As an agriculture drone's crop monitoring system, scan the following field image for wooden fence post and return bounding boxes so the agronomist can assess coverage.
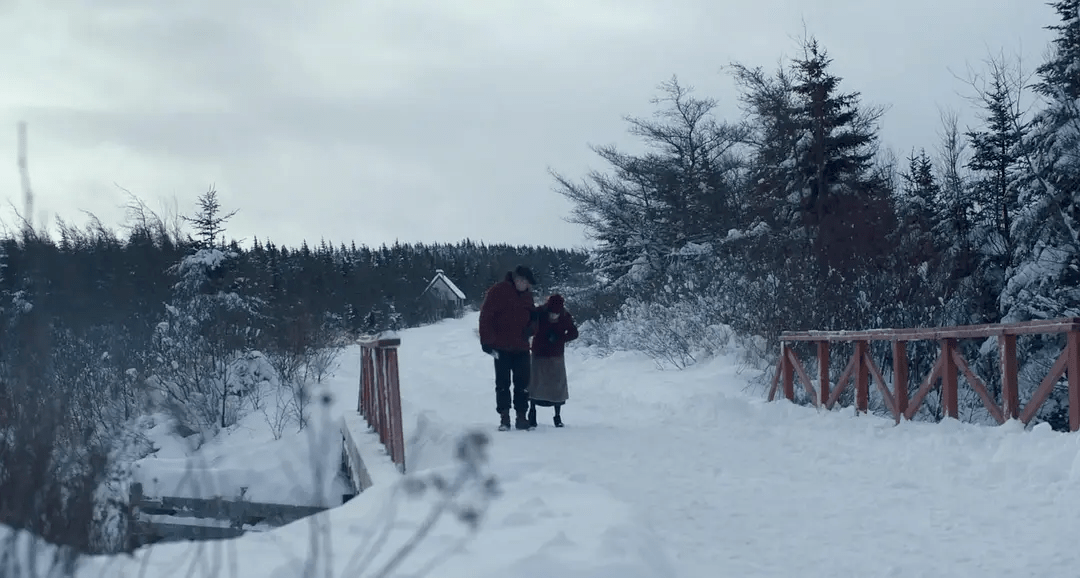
[130,482,143,507]
[1068,330,1080,432]
[941,338,958,419]
[855,341,869,413]
[357,337,406,473]
[892,340,908,421]
[1000,334,1019,420]
[385,345,405,473]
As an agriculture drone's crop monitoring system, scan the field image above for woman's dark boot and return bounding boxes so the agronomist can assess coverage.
[527,403,537,428]
[553,404,563,428]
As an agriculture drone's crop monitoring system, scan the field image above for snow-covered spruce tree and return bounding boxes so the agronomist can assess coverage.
[726,37,897,340]
[151,247,262,436]
[894,149,942,272]
[931,110,983,326]
[1002,0,1080,323]
[999,0,1080,429]
[965,59,1029,267]
[180,186,237,250]
[552,76,748,301]
[150,191,261,437]
[935,55,1033,338]
[789,39,895,280]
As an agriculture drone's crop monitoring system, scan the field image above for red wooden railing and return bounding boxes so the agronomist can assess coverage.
[769,317,1080,430]
[358,336,406,473]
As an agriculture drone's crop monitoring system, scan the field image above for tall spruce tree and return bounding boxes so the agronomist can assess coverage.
[181,187,237,249]
[895,148,942,267]
[725,37,896,336]
[994,0,1080,429]
[789,38,895,276]
[964,62,1027,264]
[1001,0,1080,324]
[552,77,746,297]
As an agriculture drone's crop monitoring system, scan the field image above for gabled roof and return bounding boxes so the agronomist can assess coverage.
[421,269,466,300]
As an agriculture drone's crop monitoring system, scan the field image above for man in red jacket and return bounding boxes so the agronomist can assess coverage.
[478,265,538,431]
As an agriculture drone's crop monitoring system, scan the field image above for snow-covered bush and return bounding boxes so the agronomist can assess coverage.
[577,294,749,370]
[262,311,349,433]
[570,244,774,371]
[149,248,262,439]
[0,286,114,562]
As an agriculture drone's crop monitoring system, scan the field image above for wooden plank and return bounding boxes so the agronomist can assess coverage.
[855,341,869,413]
[133,521,246,543]
[359,337,402,349]
[766,356,782,402]
[951,349,1005,424]
[132,496,326,525]
[386,347,406,473]
[1000,335,1019,420]
[785,347,819,406]
[781,343,794,401]
[904,354,944,420]
[781,317,1080,342]
[825,354,857,410]
[786,319,1071,341]
[941,339,959,419]
[1019,348,1070,424]
[862,351,898,420]
[340,416,375,491]
[1069,331,1080,432]
[892,341,909,419]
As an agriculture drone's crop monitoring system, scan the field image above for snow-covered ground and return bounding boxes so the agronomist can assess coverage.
[9,311,1080,577]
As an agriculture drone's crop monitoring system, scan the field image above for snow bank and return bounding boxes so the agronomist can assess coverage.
[8,406,667,576]
[72,452,672,577]
[130,407,346,507]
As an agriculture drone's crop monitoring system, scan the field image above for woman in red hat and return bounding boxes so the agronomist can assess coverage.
[527,294,579,427]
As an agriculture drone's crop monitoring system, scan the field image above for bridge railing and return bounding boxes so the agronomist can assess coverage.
[358,335,405,473]
[769,317,1080,430]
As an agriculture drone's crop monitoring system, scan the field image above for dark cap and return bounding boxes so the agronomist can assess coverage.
[513,265,536,285]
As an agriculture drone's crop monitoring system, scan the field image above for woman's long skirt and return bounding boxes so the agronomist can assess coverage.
[529,354,568,405]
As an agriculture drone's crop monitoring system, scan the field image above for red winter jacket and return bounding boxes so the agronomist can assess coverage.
[478,274,536,352]
[531,309,578,358]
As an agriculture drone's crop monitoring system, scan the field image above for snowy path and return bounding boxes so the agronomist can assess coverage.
[391,314,1080,577]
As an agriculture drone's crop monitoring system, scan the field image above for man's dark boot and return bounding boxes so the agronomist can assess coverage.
[515,410,533,430]
[498,411,511,431]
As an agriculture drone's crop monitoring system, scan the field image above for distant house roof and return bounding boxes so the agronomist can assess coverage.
[421,269,466,301]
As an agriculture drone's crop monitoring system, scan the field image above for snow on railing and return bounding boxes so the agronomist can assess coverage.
[770,317,1080,430]
[357,335,406,473]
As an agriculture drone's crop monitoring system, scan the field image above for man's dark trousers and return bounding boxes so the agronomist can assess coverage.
[494,350,530,414]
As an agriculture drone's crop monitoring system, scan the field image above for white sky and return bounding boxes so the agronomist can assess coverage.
[0,0,1053,250]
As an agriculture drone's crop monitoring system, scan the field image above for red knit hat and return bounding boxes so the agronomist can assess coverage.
[546,294,565,313]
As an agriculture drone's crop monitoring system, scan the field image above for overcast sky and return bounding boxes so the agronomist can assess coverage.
[0,0,1053,251]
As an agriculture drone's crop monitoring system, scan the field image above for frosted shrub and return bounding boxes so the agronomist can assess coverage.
[149,249,261,437]
[581,295,740,370]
